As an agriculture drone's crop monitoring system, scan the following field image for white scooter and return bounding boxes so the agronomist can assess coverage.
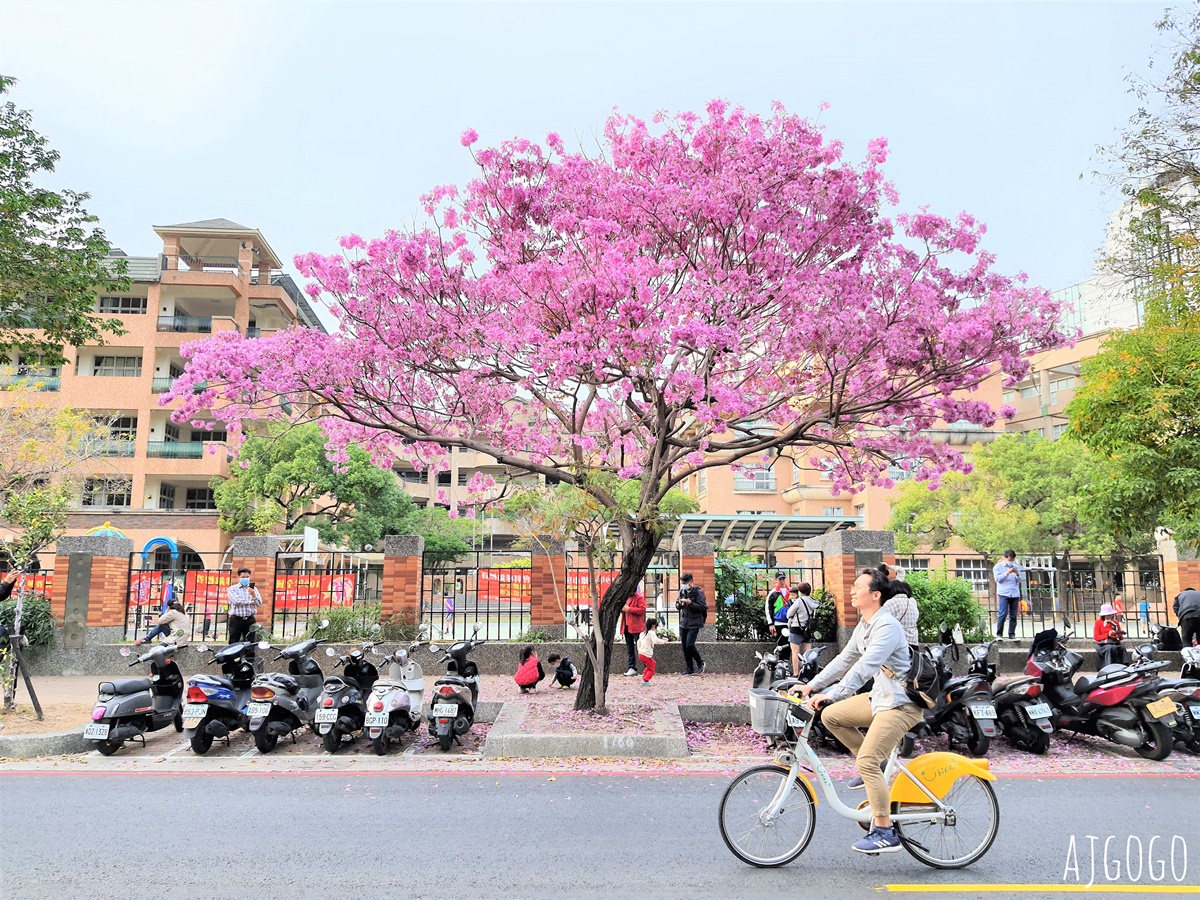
[366,638,428,755]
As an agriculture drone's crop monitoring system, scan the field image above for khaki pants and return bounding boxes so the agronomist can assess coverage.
[822,693,925,818]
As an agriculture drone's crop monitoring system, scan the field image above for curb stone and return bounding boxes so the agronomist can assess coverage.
[484,701,690,759]
[0,728,88,759]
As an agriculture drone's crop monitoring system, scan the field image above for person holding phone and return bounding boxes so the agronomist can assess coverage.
[226,567,262,644]
[992,550,1022,641]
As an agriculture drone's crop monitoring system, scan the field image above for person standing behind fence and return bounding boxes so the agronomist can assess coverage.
[676,572,707,675]
[226,568,262,645]
[620,581,647,677]
[992,551,1022,641]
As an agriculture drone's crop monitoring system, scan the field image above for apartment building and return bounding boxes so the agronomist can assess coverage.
[0,219,324,564]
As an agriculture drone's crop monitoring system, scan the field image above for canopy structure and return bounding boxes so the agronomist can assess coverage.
[669,514,860,552]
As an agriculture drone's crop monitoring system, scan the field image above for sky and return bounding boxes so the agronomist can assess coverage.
[0,0,1172,321]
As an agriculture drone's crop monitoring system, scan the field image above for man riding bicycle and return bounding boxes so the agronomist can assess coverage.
[793,568,923,855]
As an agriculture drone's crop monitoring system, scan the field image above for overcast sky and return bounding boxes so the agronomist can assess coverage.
[0,1,1170,315]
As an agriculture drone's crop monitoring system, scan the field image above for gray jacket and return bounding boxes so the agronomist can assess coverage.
[806,609,915,714]
[1176,589,1200,620]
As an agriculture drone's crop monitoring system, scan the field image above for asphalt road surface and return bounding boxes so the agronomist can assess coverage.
[1,773,1198,899]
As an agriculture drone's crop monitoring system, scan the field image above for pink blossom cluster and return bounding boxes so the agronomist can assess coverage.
[165,100,1069,499]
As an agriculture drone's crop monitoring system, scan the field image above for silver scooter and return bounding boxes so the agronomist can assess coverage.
[366,636,429,755]
[247,619,330,753]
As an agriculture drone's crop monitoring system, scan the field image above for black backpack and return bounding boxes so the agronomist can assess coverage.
[889,647,940,710]
[1156,626,1183,651]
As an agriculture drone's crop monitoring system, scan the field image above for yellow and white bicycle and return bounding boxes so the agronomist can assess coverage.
[718,690,1000,869]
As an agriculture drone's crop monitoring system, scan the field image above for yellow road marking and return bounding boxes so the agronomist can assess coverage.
[885,886,1200,894]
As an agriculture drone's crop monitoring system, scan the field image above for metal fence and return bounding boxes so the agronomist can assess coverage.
[421,550,532,642]
[271,549,384,640]
[124,553,230,642]
[893,552,1169,641]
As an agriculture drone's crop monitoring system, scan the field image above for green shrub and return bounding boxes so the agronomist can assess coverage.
[807,588,839,643]
[715,552,771,641]
[304,603,383,642]
[0,593,56,649]
[512,628,550,643]
[907,570,988,643]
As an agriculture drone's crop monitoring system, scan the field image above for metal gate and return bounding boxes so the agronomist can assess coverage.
[272,547,384,641]
[124,552,229,642]
[421,550,531,642]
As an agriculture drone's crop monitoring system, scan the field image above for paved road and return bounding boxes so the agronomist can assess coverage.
[1,772,1197,899]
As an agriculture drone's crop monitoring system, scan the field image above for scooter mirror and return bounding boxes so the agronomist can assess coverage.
[372,623,382,633]
[428,644,441,653]
[472,621,482,634]
[195,644,209,654]
[119,647,131,657]
[418,624,430,635]
[325,647,336,657]
[318,619,330,630]
[257,640,271,651]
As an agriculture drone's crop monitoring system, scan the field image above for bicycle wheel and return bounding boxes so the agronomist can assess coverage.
[895,774,999,869]
[718,765,816,868]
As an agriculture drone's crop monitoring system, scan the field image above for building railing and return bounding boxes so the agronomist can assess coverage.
[157,315,213,333]
[161,254,242,274]
[246,327,261,339]
[0,374,60,391]
[733,476,777,491]
[146,441,206,459]
[151,376,176,394]
[91,439,137,457]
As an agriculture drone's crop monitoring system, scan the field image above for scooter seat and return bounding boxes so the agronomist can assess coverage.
[1073,676,1098,694]
[435,675,470,687]
[99,677,153,695]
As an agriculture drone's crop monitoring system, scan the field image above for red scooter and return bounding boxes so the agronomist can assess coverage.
[1028,626,1176,761]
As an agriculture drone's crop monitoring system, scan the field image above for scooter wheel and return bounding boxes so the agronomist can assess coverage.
[323,729,341,753]
[1135,719,1173,761]
[1026,729,1051,755]
[173,711,183,733]
[94,739,121,756]
[966,719,991,756]
[372,734,389,756]
[190,729,214,755]
[438,732,453,752]
[254,729,278,754]
[897,733,916,758]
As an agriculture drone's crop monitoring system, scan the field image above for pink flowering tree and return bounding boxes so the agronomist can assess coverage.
[167,101,1067,711]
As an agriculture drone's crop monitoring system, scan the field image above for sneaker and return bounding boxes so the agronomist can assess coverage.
[640,679,652,685]
[699,663,707,674]
[852,826,903,854]
[682,671,694,676]
[624,668,637,677]
[847,759,888,790]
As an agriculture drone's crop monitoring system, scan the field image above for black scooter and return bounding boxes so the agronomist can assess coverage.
[85,643,185,755]
[900,640,997,757]
[760,645,848,753]
[427,625,484,751]
[184,640,261,754]
[316,639,380,753]
[1129,642,1200,755]
[248,619,329,753]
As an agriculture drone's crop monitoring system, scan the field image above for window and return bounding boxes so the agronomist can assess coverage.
[397,470,426,484]
[169,363,184,379]
[1002,390,1016,404]
[108,416,137,441]
[185,488,217,510]
[98,296,147,314]
[192,427,227,443]
[1019,385,1040,399]
[854,504,865,517]
[734,465,776,492]
[163,423,181,442]
[92,355,142,377]
[698,471,707,496]
[158,484,176,510]
[1049,376,1076,405]
[16,355,60,377]
[954,558,992,593]
[822,506,844,516]
[1052,423,1069,440]
[82,477,132,508]
[895,557,930,573]
[457,471,471,486]
[436,471,452,486]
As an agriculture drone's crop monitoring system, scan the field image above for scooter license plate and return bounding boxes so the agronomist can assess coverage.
[1190,705,1200,720]
[183,704,208,720]
[365,712,389,727]
[83,723,110,740]
[1025,703,1053,719]
[1147,697,1177,719]
[314,709,337,724]
[432,703,458,717]
[968,703,997,720]
[247,703,272,717]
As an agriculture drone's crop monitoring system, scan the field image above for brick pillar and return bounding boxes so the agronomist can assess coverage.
[680,535,717,639]
[803,530,896,644]
[228,536,284,629]
[530,538,567,628]
[50,535,134,628]
[381,535,424,625]
[1159,535,1200,624]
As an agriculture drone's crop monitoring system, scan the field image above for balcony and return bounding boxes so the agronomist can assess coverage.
[733,476,777,492]
[161,254,242,275]
[0,374,60,391]
[246,327,261,339]
[152,378,208,395]
[157,315,213,333]
[146,441,206,459]
[91,439,137,458]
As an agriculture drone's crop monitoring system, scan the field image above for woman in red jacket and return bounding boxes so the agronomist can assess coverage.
[1094,602,1127,669]
[514,645,546,693]
[619,582,647,677]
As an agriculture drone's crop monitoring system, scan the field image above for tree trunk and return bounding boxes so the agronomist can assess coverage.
[574,524,660,711]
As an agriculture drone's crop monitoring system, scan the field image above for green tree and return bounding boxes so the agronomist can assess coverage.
[888,433,1140,557]
[396,505,475,565]
[0,76,127,363]
[212,423,415,548]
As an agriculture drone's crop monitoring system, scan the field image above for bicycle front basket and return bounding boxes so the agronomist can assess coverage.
[748,688,791,737]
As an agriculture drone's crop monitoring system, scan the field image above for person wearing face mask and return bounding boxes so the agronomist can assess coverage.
[226,567,263,644]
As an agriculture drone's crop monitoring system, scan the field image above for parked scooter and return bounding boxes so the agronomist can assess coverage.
[1030,623,1177,760]
[427,624,484,751]
[184,639,262,754]
[1129,642,1200,755]
[247,619,330,753]
[750,643,794,690]
[900,640,998,757]
[756,645,847,752]
[315,638,381,752]
[366,636,429,755]
[1184,645,1200,681]
[992,651,1057,756]
[84,643,186,755]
